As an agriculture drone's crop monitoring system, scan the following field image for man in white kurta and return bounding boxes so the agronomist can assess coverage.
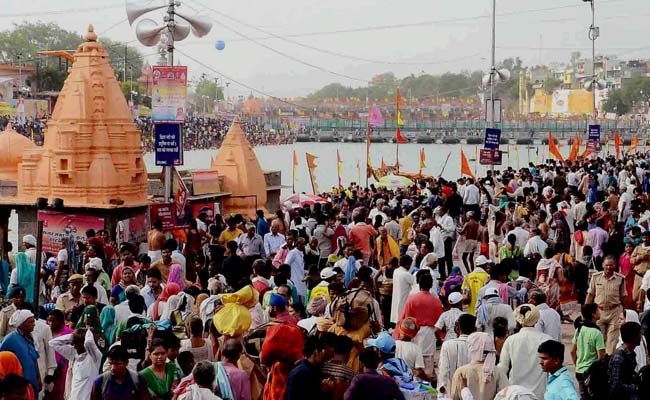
[390,256,415,324]
[498,305,552,400]
[437,313,475,395]
[33,317,57,389]
[49,328,102,400]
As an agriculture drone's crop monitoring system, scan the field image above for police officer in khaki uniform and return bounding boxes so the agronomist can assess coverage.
[0,287,25,340]
[55,274,83,321]
[630,230,650,303]
[586,254,626,354]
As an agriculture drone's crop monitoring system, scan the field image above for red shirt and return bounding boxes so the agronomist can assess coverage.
[349,223,377,256]
[400,290,443,327]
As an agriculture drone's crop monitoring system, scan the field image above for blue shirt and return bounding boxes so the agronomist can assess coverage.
[544,366,579,400]
[0,331,39,394]
[257,218,270,238]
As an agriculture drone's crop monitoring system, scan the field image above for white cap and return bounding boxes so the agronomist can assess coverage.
[448,292,463,305]
[475,255,491,266]
[22,234,36,247]
[320,267,337,280]
[483,287,499,298]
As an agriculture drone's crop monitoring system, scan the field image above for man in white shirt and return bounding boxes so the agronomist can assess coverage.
[462,178,481,213]
[32,314,57,390]
[285,237,307,299]
[437,313,475,396]
[390,255,415,324]
[524,228,548,257]
[384,211,402,242]
[434,205,456,280]
[572,192,588,223]
[502,220,530,249]
[49,328,102,400]
[368,199,387,226]
[263,221,285,259]
[528,289,561,342]
[618,186,632,222]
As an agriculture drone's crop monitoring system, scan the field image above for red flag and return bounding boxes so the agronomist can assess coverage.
[568,133,580,162]
[460,149,476,180]
[396,127,408,143]
[381,157,387,170]
[614,131,622,159]
[548,132,564,163]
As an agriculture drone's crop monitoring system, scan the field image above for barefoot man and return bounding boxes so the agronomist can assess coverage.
[147,220,166,263]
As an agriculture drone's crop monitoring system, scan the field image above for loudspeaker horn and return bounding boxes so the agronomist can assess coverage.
[169,21,191,41]
[175,12,213,37]
[135,18,165,47]
[126,1,167,25]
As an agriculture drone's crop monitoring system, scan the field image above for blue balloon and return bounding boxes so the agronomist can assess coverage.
[215,40,225,51]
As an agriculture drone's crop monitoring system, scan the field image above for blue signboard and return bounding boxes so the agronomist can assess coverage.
[484,128,501,150]
[154,123,183,166]
[588,124,601,151]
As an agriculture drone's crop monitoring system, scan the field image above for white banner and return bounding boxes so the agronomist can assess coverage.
[551,89,570,114]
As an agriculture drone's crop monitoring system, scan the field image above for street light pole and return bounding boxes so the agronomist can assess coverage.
[586,0,599,120]
[489,0,496,131]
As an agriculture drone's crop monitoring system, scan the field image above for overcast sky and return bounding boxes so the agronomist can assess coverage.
[1,0,648,97]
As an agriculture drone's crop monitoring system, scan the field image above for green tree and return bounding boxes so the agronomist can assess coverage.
[603,88,630,116]
[191,77,224,113]
[121,81,144,105]
[623,76,650,109]
[542,78,563,94]
[35,64,68,92]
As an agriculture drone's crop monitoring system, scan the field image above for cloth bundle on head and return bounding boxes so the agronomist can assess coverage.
[468,331,497,383]
[307,296,327,316]
[514,304,540,327]
[9,309,33,328]
[494,385,539,400]
[199,295,222,323]
[398,317,419,339]
[22,235,36,247]
[85,257,104,272]
[213,285,256,336]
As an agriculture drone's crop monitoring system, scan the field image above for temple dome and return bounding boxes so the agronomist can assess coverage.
[0,124,35,180]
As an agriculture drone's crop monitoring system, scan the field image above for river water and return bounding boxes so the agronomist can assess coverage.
[143,142,550,195]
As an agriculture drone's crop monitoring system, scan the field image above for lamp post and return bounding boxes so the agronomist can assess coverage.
[483,0,509,171]
[583,0,604,121]
[129,65,134,105]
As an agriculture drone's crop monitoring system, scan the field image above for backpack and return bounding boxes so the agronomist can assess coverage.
[99,370,140,396]
[584,354,611,399]
[331,288,374,331]
[121,316,148,360]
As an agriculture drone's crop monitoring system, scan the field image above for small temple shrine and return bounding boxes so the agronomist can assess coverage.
[0,25,280,252]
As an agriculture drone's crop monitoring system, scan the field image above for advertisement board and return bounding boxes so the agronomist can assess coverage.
[479,149,503,166]
[116,212,148,247]
[37,210,105,253]
[484,128,501,150]
[151,66,187,122]
[587,124,601,152]
[149,203,177,231]
[154,123,183,166]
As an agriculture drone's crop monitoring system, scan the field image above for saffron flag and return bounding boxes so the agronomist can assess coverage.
[381,157,387,171]
[568,133,581,162]
[627,136,639,154]
[336,149,343,188]
[396,88,404,126]
[305,153,319,194]
[548,132,564,163]
[369,104,384,127]
[614,131,621,159]
[419,148,426,169]
[460,149,476,181]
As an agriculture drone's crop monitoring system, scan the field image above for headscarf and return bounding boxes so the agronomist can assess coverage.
[623,309,641,324]
[14,252,35,304]
[195,293,209,316]
[100,306,117,345]
[153,282,181,320]
[0,351,23,378]
[162,295,181,321]
[119,266,136,286]
[476,295,503,327]
[467,332,497,383]
[398,317,419,339]
[307,296,327,316]
[514,304,540,327]
[269,293,287,308]
[76,305,104,333]
[9,309,33,328]
[444,266,464,295]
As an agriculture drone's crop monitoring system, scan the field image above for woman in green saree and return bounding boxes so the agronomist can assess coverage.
[141,338,180,400]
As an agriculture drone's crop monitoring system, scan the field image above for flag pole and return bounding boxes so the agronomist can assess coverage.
[292,150,296,194]
[366,120,370,188]
[438,151,452,178]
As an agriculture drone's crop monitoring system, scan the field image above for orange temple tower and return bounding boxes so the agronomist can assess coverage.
[16,25,148,207]
[210,117,267,217]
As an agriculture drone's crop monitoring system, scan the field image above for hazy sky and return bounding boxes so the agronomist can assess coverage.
[1,0,648,97]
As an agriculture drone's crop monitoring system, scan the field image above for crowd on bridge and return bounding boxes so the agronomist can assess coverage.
[2,147,650,400]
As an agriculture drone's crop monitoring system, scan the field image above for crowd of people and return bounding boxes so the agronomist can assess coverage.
[2,151,650,400]
[0,115,46,144]
[135,117,298,152]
